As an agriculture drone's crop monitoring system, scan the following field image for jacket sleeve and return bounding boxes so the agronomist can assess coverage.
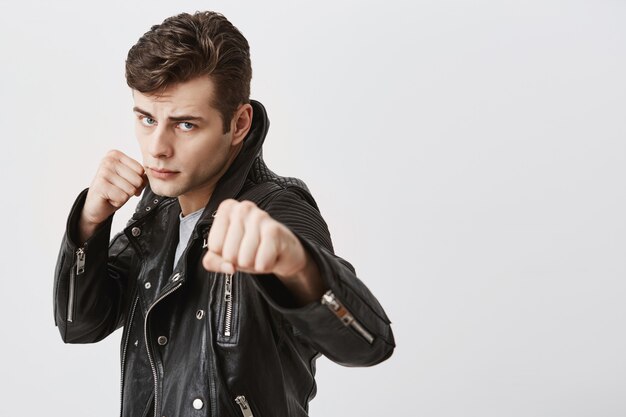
[249,186,395,367]
[53,187,137,344]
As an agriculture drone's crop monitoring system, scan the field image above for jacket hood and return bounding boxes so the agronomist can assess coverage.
[130,99,270,223]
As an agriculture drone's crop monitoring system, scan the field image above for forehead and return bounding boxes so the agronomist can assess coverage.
[132,76,218,114]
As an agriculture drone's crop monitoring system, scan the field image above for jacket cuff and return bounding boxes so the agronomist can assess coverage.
[249,230,395,360]
[64,187,114,251]
[54,187,115,332]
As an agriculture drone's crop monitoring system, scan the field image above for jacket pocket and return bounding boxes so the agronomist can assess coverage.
[216,271,240,345]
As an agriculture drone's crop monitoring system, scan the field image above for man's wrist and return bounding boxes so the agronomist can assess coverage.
[275,248,328,306]
[77,214,103,246]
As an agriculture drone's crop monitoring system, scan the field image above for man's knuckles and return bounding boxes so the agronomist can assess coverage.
[260,219,282,240]
[216,199,265,219]
[106,149,123,159]
[215,198,238,215]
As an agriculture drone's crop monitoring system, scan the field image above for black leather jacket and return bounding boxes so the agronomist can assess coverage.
[53,100,395,417]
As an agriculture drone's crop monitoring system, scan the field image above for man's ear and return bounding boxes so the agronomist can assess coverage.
[230,103,253,146]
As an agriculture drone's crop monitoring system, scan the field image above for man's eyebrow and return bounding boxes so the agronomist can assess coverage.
[168,115,205,122]
[132,106,205,122]
[133,106,154,118]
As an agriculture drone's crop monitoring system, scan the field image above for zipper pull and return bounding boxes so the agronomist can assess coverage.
[321,290,375,344]
[224,273,233,302]
[202,231,208,249]
[321,290,351,324]
[235,395,254,417]
[76,247,86,275]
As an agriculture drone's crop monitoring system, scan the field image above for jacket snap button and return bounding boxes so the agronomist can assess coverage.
[145,206,151,211]
[192,398,203,410]
[211,210,217,217]
[131,227,141,237]
[144,282,151,289]
[196,310,205,320]
[153,198,159,204]
[157,336,168,346]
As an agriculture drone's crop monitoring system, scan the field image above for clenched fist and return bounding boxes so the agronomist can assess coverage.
[202,199,327,304]
[78,150,147,244]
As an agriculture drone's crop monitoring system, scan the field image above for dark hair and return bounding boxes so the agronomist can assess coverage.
[125,11,252,133]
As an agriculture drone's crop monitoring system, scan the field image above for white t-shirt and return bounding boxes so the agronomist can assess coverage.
[173,207,204,269]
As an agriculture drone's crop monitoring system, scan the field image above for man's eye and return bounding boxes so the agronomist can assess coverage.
[178,122,195,132]
[140,116,156,127]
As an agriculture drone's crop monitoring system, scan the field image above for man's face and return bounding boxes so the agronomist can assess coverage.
[132,76,239,202]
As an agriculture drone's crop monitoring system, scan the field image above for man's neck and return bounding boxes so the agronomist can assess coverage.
[177,142,245,216]
[178,184,215,217]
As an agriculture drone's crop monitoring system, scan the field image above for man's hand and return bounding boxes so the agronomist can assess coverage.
[202,199,327,305]
[78,150,147,244]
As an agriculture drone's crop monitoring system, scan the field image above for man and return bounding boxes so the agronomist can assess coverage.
[53,10,395,417]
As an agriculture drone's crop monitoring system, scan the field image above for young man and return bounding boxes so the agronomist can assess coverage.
[53,11,395,417]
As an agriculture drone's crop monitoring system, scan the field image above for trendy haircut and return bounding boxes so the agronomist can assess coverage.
[125,11,252,134]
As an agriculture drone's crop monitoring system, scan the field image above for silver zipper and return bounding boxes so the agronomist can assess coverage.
[223,273,233,337]
[235,395,254,417]
[119,296,139,417]
[144,279,183,417]
[321,290,375,344]
[67,246,86,323]
[67,268,75,323]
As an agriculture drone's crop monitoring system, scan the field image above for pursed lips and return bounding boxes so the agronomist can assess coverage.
[149,167,180,174]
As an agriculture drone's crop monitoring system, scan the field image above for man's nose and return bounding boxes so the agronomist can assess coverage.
[148,125,174,159]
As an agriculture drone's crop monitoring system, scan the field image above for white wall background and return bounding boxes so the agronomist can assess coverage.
[1,0,624,416]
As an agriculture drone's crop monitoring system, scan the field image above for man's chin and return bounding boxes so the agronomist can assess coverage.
[148,181,181,198]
